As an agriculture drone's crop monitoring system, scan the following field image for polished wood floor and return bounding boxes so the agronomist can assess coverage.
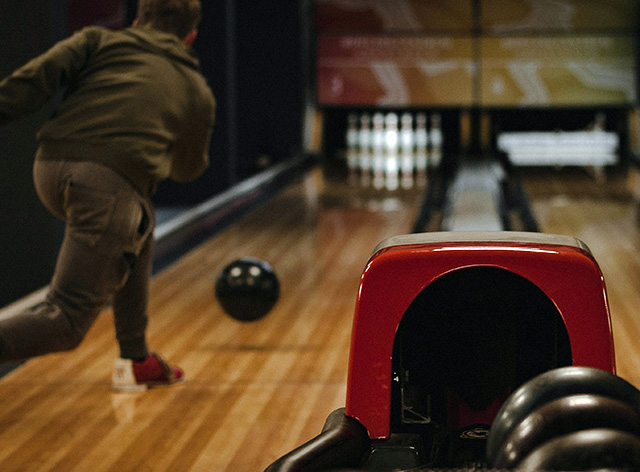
[522,167,640,388]
[0,166,639,471]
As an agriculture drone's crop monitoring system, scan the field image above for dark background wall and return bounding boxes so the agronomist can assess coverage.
[0,0,310,306]
[152,0,309,205]
[0,1,67,307]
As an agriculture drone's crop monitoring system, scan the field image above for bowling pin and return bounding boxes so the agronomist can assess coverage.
[384,112,399,153]
[400,112,415,154]
[371,112,385,151]
[346,113,359,184]
[358,113,372,186]
[400,113,415,189]
[415,113,429,185]
[430,113,443,168]
[346,113,359,149]
[384,113,400,191]
[371,113,386,189]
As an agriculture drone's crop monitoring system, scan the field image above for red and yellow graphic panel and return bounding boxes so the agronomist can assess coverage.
[317,35,475,106]
[315,0,638,107]
[480,36,637,106]
[481,0,638,33]
[315,0,474,34]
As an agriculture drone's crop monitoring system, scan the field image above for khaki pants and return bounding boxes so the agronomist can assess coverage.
[0,158,154,361]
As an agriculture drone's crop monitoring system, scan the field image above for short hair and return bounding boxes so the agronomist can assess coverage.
[137,0,201,39]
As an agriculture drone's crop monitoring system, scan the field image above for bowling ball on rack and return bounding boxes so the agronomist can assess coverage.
[518,428,640,471]
[215,257,280,322]
[492,394,640,469]
[486,366,640,464]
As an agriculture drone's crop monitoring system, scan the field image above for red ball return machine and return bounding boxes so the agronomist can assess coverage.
[266,231,621,471]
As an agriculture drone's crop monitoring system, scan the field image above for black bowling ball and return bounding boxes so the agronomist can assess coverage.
[518,428,640,471]
[215,258,280,322]
[487,366,640,464]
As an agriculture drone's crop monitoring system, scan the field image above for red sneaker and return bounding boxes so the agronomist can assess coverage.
[112,352,184,392]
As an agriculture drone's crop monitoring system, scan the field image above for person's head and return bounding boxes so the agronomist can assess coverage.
[136,0,201,42]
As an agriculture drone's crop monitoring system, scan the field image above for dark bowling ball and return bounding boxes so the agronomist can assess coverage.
[215,258,280,322]
[493,394,640,469]
[518,428,640,471]
[486,366,640,464]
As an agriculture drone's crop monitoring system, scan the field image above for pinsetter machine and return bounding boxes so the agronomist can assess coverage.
[266,232,640,471]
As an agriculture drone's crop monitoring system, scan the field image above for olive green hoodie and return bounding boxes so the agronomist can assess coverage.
[0,26,215,196]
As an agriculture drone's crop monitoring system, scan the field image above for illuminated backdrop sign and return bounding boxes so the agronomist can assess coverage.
[315,0,638,107]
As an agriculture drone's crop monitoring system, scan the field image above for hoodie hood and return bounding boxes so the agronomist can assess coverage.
[122,26,201,71]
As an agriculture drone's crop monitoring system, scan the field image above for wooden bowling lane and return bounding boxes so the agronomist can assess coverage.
[0,169,422,472]
[3,164,640,472]
[522,167,640,389]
